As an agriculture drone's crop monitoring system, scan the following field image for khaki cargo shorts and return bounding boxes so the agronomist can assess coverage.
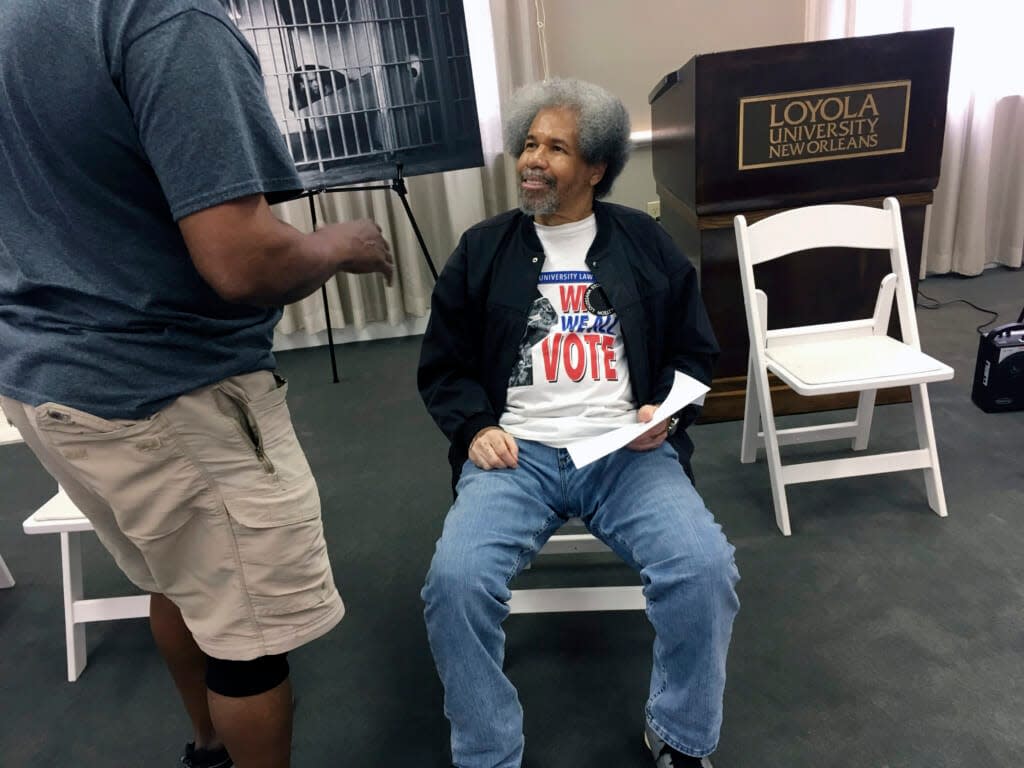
[1,371,344,660]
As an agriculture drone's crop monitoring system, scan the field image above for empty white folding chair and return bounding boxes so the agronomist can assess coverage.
[734,197,953,535]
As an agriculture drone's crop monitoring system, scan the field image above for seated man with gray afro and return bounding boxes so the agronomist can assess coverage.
[417,77,740,768]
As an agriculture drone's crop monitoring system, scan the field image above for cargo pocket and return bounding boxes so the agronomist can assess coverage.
[227,511,334,619]
[214,381,280,477]
[34,403,212,542]
[217,376,330,617]
[212,373,321,529]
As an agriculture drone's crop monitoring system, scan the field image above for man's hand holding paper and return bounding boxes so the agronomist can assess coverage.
[567,371,710,468]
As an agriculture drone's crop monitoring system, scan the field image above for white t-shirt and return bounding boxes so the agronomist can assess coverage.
[500,215,637,447]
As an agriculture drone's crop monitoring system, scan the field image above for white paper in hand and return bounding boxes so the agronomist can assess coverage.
[566,371,709,469]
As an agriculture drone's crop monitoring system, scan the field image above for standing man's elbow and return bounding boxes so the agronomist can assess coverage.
[187,245,270,306]
[211,273,267,306]
[178,195,293,307]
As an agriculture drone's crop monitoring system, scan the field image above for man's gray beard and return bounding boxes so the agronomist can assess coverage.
[518,185,559,216]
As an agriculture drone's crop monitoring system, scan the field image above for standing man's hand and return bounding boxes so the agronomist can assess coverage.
[626,404,670,451]
[318,218,394,286]
[469,427,519,470]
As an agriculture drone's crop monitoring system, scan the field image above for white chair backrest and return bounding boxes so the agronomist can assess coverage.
[734,197,920,350]
[739,203,896,265]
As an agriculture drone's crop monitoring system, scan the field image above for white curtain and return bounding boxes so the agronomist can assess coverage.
[274,0,542,338]
[806,0,1024,276]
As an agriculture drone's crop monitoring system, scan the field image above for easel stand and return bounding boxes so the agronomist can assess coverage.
[304,163,438,383]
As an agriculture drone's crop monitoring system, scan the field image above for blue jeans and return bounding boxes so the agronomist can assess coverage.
[422,439,740,767]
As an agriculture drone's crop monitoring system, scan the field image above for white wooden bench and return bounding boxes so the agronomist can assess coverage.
[22,488,150,681]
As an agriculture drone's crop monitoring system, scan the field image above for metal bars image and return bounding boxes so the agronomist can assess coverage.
[222,0,483,188]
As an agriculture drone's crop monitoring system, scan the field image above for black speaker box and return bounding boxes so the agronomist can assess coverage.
[972,314,1024,413]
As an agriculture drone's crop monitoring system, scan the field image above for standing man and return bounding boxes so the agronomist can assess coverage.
[418,78,739,768]
[0,2,393,767]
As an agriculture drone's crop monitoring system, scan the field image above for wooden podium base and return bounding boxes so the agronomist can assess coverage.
[697,374,911,424]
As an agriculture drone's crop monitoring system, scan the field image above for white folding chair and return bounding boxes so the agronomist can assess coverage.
[506,406,706,614]
[508,520,645,614]
[23,489,150,681]
[734,197,954,536]
[2,409,148,677]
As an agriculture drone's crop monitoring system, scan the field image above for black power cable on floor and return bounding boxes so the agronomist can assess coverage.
[916,289,1002,334]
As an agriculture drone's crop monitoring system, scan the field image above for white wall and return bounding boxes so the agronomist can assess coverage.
[539,0,807,210]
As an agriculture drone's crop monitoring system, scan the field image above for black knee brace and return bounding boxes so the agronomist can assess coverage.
[205,653,289,698]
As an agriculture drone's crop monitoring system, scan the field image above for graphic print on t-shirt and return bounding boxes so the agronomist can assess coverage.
[508,270,621,388]
[500,214,635,447]
[508,296,557,387]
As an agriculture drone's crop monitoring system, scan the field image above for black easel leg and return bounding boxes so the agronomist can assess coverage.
[393,186,439,281]
[390,164,439,281]
[309,193,340,383]
[320,284,339,383]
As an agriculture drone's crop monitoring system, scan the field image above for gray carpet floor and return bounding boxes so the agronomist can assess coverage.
[0,265,1021,767]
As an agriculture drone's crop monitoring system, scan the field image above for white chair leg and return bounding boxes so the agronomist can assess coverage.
[740,353,761,464]
[910,383,947,518]
[851,389,877,451]
[0,555,13,588]
[754,370,791,536]
[61,531,88,681]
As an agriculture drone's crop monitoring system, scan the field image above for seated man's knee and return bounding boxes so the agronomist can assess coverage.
[663,522,738,590]
[423,543,503,609]
[205,653,289,698]
[709,538,739,586]
[694,530,740,602]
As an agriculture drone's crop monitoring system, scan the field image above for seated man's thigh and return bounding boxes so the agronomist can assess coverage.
[429,457,563,591]
[582,443,733,571]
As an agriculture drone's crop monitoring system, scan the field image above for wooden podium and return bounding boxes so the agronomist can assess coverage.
[650,28,954,422]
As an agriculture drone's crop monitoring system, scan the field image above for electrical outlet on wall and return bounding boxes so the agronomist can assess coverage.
[646,200,661,219]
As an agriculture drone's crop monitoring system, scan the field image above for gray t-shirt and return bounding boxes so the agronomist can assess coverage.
[0,0,304,419]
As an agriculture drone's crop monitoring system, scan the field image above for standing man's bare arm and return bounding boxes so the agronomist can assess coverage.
[179,194,393,307]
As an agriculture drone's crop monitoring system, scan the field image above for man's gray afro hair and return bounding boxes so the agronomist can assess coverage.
[503,77,631,199]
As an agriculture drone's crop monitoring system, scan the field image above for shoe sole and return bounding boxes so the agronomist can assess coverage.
[643,728,713,768]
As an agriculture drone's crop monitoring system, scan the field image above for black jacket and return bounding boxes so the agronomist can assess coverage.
[418,200,719,487]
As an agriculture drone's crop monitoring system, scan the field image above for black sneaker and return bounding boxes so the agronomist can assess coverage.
[180,742,233,768]
[644,722,713,768]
